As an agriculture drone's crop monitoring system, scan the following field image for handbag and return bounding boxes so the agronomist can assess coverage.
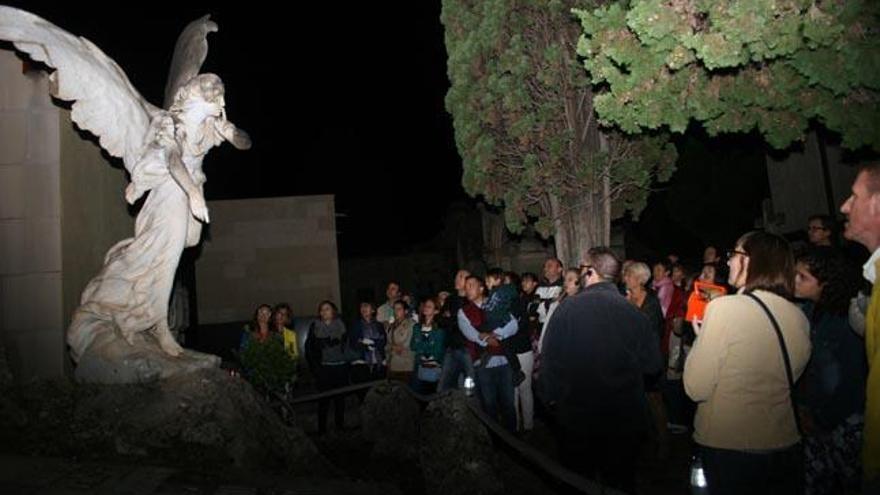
[417,364,442,383]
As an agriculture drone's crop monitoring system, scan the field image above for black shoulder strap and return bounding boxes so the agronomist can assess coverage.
[745,292,802,435]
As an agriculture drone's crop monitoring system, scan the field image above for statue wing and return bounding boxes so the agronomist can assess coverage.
[163,15,218,109]
[0,6,159,172]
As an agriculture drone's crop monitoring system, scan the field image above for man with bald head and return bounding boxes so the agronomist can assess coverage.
[840,163,880,489]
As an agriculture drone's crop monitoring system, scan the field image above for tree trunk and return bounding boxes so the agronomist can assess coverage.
[549,190,610,269]
[548,126,614,269]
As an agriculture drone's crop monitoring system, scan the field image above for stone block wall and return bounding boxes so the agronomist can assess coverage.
[0,49,134,381]
[0,51,64,380]
[196,195,341,323]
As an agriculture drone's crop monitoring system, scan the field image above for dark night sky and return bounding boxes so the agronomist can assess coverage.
[5,1,797,263]
[6,1,466,257]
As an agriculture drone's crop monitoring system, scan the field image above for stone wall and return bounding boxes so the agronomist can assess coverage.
[59,113,134,338]
[195,195,341,323]
[0,51,64,380]
[0,49,135,381]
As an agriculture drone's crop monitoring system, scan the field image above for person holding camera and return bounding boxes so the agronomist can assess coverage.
[684,231,811,495]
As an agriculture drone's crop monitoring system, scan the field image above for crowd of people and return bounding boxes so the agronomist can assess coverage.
[236,165,880,495]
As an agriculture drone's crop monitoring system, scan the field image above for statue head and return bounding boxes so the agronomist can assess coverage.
[194,73,224,104]
[170,73,225,117]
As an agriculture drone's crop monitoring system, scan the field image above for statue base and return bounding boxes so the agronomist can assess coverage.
[74,330,220,384]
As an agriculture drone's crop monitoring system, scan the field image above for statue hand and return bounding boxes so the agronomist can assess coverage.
[232,128,251,150]
[189,193,210,223]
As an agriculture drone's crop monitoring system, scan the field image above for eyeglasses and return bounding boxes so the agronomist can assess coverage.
[579,264,594,277]
[807,226,829,232]
[726,249,748,260]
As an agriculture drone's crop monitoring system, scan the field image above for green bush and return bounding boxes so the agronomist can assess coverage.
[239,334,298,396]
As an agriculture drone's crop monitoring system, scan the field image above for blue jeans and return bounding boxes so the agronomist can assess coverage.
[438,348,475,392]
[475,363,516,432]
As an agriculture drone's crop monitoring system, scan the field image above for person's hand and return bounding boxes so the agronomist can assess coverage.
[478,332,491,342]
[486,336,500,348]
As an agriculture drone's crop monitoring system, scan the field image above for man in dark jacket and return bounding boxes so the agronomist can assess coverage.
[539,247,662,494]
[438,269,475,391]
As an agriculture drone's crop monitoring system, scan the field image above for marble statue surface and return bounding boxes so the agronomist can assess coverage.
[0,7,251,382]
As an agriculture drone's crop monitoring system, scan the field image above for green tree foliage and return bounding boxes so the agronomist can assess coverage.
[575,0,880,151]
[442,0,677,263]
[239,335,297,397]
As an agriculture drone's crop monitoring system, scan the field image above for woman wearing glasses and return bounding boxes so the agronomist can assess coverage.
[684,231,812,495]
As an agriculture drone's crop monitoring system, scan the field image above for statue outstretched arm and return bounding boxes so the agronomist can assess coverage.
[167,148,209,223]
[217,119,252,150]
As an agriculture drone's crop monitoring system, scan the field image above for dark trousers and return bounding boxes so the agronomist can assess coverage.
[475,363,516,432]
[316,363,349,433]
[699,443,804,495]
[557,430,640,494]
[663,378,694,426]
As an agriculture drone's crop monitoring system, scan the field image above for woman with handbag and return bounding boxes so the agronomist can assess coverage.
[684,231,812,495]
[411,297,446,394]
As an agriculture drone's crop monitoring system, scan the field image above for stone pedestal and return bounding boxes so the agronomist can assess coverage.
[74,330,219,384]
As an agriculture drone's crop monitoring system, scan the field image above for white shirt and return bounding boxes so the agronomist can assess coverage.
[863,247,880,283]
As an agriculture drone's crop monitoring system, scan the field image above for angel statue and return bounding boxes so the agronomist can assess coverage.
[0,7,251,382]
